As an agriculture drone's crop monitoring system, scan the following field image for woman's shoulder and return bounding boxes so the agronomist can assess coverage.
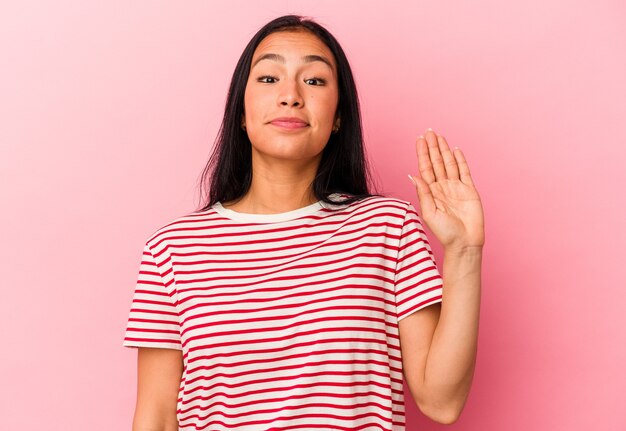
[329,193,416,223]
[350,193,414,212]
[142,207,218,249]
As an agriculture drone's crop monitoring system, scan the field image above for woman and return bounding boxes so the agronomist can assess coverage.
[123,14,484,430]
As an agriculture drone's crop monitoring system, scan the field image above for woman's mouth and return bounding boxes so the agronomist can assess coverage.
[270,121,309,130]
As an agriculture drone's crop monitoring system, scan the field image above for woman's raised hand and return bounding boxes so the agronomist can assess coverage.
[408,128,485,252]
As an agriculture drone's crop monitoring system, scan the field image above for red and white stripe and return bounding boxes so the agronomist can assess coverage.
[123,193,443,430]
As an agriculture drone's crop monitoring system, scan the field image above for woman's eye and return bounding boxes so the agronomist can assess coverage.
[257,75,277,83]
[305,77,326,86]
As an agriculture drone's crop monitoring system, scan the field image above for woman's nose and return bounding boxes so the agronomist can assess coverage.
[278,80,304,107]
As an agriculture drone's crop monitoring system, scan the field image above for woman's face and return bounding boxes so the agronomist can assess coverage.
[242,30,340,164]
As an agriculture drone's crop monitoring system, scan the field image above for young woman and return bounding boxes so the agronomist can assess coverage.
[123,14,484,431]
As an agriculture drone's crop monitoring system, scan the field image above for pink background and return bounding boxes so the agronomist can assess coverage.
[1,1,624,430]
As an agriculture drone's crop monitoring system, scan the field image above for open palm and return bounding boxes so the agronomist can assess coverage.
[408,129,485,251]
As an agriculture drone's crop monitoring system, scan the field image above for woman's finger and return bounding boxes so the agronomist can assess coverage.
[410,172,436,218]
[454,147,474,187]
[416,136,436,185]
[437,133,460,181]
[424,129,447,182]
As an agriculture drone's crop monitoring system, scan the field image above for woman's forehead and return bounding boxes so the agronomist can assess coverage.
[252,31,336,72]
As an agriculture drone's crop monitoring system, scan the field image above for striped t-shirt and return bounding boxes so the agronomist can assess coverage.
[123,192,444,430]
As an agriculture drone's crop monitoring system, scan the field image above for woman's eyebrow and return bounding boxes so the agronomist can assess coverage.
[251,53,334,71]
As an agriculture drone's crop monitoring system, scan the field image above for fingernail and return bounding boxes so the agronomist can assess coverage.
[407,174,417,187]
[427,127,433,132]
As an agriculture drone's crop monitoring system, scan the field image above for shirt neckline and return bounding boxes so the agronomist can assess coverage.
[212,193,344,223]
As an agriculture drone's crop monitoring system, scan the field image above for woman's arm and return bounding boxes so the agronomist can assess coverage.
[131,347,183,431]
[399,247,482,424]
[405,129,485,423]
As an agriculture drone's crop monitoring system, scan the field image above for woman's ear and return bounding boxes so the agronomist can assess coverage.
[332,117,341,133]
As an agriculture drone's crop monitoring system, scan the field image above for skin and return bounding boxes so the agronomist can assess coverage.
[132,347,182,430]
[223,30,341,213]
[401,129,485,423]
[131,31,485,427]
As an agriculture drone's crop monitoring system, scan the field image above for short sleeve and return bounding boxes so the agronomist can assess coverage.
[122,243,183,350]
[394,202,444,322]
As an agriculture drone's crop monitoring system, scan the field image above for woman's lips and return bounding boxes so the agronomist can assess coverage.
[270,121,309,130]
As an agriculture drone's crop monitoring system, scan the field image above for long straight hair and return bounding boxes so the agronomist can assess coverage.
[196,14,384,212]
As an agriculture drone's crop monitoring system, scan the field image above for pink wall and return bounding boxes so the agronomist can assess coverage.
[1,1,624,430]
